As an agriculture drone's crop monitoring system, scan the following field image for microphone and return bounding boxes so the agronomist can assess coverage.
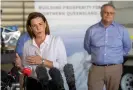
[64,64,76,90]
[49,67,65,90]
[22,66,32,90]
[9,64,20,82]
[1,70,16,89]
[1,70,9,83]
[22,67,32,77]
[35,65,49,89]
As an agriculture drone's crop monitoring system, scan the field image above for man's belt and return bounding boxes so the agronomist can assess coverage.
[93,63,116,66]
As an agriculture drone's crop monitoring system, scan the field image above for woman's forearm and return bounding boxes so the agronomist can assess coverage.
[19,66,24,72]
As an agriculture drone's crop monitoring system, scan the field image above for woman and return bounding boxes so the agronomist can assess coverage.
[15,12,67,90]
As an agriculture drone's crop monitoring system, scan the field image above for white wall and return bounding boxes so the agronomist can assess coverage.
[113,1,133,26]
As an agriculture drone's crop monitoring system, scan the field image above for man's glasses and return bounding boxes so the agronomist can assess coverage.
[103,12,115,15]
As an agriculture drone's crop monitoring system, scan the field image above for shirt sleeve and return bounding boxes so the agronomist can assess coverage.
[16,32,30,57]
[122,27,131,56]
[84,28,91,54]
[16,34,24,57]
[53,36,67,71]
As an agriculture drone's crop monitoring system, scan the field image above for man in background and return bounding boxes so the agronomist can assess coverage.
[84,3,131,90]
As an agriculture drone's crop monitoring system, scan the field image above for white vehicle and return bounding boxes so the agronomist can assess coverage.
[120,27,133,90]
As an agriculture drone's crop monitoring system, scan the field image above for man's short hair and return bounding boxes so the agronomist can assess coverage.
[101,3,115,11]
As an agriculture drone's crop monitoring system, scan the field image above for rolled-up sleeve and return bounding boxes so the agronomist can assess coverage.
[16,35,24,57]
[16,32,30,57]
[53,37,67,71]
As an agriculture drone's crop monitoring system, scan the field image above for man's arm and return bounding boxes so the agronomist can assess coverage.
[84,28,91,54]
[122,27,131,56]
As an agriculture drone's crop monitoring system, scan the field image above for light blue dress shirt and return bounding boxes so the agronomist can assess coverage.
[84,21,131,65]
[16,32,31,56]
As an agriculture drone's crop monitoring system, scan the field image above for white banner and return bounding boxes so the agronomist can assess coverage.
[34,2,108,56]
[34,2,108,90]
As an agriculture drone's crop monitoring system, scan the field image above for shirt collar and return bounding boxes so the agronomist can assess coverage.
[31,35,50,46]
[99,21,115,27]
[44,35,50,44]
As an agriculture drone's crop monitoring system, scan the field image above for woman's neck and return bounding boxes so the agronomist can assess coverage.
[35,35,46,48]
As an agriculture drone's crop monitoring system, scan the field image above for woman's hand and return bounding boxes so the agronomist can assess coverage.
[26,55,53,68]
[26,55,42,65]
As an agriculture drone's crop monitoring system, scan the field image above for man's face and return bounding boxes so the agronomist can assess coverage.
[101,6,115,24]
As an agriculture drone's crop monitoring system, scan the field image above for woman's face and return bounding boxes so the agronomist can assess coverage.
[30,17,46,38]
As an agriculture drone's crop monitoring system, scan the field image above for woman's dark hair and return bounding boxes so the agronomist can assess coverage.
[26,12,50,38]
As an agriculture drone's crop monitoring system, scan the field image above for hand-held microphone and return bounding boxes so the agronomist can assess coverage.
[64,64,76,90]
[22,67,32,77]
[22,66,32,90]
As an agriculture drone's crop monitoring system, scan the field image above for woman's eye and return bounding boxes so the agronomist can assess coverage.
[32,25,36,28]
